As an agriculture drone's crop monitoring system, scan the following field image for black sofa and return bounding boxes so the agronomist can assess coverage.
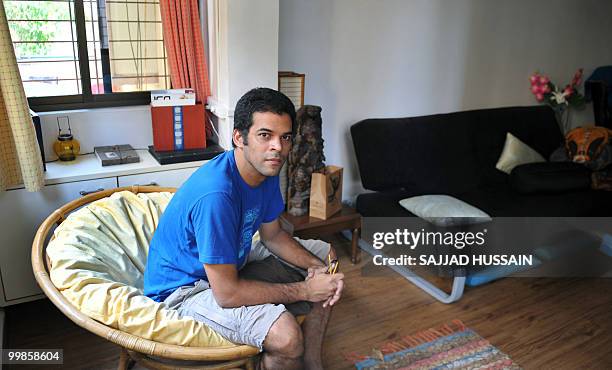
[351,105,612,217]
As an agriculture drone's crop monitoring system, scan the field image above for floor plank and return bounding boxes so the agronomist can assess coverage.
[4,235,612,369]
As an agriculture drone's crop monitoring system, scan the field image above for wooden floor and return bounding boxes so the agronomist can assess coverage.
[4,234,612,369]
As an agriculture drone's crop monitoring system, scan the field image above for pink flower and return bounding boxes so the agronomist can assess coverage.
[529,69,585,108]
[574,68,583,79]
[571,68,583,87]
[570,68,582,87]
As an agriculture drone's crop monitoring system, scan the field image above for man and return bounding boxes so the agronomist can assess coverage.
[144,87,345,370]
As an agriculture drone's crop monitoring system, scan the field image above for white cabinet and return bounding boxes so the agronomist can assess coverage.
[117,167,199,188]
[0,151,205,307]
[0,177,117,303]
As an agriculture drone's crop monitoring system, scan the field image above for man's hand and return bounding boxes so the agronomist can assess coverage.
[306,247,338,279]
[305,267,344,308]
[304,272,344,303]
[306,248,344,308]
[306,265,328,279]
[323,276,343,308]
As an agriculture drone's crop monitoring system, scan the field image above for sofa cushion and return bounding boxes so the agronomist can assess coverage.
[398,195,491,226]
[495,132,546,174]
[456,183,612,216]
[510,162,591,194]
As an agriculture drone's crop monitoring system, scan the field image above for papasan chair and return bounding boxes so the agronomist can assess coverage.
[32,186,285,370]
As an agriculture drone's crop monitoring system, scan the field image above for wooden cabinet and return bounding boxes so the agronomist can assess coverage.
[0,153,205,307]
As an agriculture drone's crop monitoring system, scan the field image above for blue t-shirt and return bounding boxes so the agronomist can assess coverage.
[144,150,284,302]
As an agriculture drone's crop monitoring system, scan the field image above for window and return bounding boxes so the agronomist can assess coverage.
[5,0,170,111]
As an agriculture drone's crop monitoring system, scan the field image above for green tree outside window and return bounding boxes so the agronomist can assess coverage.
[5,1,71,58]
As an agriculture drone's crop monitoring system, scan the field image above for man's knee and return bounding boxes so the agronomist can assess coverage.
[264,312,304,359]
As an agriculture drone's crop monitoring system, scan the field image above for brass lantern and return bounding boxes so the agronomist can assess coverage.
[53,116,80,161]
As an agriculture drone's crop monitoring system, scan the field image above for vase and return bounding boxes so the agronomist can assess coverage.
[553,105,571,135]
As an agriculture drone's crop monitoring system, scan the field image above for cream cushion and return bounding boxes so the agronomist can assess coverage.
[495,132,546,174]
[399,195,491,226]
[46,191,236,348]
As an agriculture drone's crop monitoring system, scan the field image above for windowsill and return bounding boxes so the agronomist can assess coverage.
[6,150,207,191]
[35,99,229,116]
[36,104,151,116]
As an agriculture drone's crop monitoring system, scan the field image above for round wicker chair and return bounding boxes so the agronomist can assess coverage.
[32,186,261,370]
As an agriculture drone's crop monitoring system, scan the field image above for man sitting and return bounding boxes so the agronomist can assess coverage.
[144,88,344,369]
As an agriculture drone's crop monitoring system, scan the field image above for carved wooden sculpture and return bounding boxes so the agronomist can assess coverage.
[287,105,325,216]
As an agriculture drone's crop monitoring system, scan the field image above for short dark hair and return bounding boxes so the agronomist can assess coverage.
[233,87,296,147]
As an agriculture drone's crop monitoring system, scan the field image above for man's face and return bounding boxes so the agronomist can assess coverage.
[238,111,293,178]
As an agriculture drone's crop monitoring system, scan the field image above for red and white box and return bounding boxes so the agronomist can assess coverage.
[150,89,196,107]
[151,103,206,151]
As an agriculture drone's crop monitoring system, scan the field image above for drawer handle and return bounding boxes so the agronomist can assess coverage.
[136,182,158,186]
[79,188,104,196]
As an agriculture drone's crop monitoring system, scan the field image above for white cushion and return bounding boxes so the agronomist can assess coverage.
[399,195,491,226]
[495,132,546,174]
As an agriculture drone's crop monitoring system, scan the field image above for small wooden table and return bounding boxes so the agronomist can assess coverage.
[279,205,362,264]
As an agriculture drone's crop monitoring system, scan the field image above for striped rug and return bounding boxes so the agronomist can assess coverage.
[347,320,521,370]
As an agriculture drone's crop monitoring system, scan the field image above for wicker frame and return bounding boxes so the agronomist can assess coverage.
[31,186,260,370]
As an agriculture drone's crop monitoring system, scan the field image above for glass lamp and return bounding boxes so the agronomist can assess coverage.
[53,116,80,161]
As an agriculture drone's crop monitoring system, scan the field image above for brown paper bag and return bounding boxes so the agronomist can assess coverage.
[309,165,343,219]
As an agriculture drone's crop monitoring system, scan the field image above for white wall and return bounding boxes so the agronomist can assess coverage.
[207,0,279,148]
[279,0,612,201]
[227,0,279,105]
[38,106,153,160]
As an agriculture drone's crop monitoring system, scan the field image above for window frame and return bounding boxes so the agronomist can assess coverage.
[10,0,156,112]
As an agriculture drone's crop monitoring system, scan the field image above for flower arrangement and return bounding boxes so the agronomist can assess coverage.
[529,69,585,134]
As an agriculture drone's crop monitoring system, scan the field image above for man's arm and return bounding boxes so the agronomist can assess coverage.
[204,263,344,308]
[258,219,330,270]
[258,220,345,308]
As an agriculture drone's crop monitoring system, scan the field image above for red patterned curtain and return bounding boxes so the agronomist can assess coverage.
[159,0,211,132]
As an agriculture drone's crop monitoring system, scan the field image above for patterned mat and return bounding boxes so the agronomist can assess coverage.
[347,320,522,370]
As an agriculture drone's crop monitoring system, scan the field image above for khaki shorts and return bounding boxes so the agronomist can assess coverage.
[163,238,331,350]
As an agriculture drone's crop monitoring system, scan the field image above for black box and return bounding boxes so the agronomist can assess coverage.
[30,109,46,171]
[148,143,225,165]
